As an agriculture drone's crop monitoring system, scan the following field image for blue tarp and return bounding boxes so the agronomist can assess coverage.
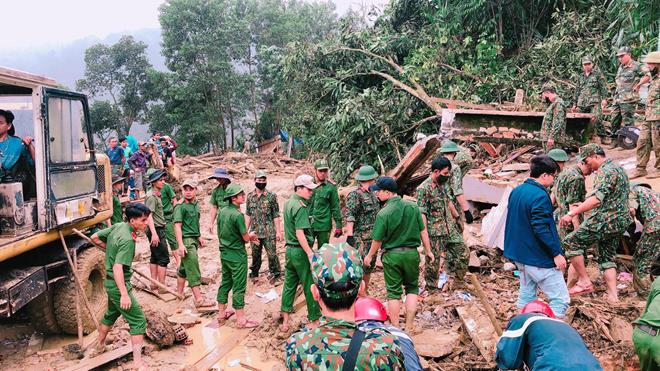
[279,129,303,145]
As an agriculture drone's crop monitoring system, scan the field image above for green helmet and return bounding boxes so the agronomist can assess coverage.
[355,165,378,181]
[224,184,244,199]
[439,140,459,153]
[547,148,569,162]
[311,242,363,300]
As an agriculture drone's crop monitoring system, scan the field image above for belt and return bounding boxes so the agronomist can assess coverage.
[385,246,417,253]
[286,244,302,249]
[636,324,659,336]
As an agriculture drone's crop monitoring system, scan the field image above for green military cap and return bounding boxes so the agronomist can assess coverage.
[439,140,460,153]
[617,46,631,56]
[314,159,330,170]
[255,170,268,179]
[540,83,556,94]
[112,174,126,185]
[547,148,569,162]
[578,143,605,160]
[354,165,378,181]
[311,242,363,299]
[224,184,244,199]
[581,56,593,64]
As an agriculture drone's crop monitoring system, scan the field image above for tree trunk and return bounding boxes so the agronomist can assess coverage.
[247,46,260,134]
[227,101,236,150]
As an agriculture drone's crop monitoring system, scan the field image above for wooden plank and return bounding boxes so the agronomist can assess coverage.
[193,328,250,371]
[456,304,498,366]
[62,344,133,371]
[388,135,440,193]
[478,142,498,157]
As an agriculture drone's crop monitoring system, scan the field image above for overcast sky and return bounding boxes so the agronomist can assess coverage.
[1,0,387,53]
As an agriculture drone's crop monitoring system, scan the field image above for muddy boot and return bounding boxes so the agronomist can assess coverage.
[630,168,648,179]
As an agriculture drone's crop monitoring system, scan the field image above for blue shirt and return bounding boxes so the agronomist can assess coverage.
[0,136,33,177]
[496,313,602,370]
[106,146,124,166]
[504,178,562,268]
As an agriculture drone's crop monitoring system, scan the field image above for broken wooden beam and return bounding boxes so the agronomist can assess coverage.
[456,304,498,366]
[388,135,440,194]
[62,344,133,371]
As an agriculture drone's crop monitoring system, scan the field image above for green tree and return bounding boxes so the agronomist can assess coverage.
[76,36,156,136]
[89,101,122,151]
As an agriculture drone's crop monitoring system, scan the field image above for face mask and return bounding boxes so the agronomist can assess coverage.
[255,182,267,190]
[436,175,450,184]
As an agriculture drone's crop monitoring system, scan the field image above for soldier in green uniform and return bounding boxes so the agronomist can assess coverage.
[634,51,660,179]
[345,165,380,288]
[310,159,342,248]
[560,144,632,302]
[540,84,567,152]
[632,277,660,371]
[245,170,282,282]
[417,157,468,291]
[364,176,434,332]
[159,171,179,263]
[280,175,322,332]
[110,174,125,225]
[208,168,232,235]
[629,183,660,296]
[217,184,260,327]
[285,242,404,370]
[440,140,475,226]
[612,46,650,145]
[572,56,610,143]
[91,203,151,370]
[174,180,214,308]
[144,169,170,291]
[550,149,592,289]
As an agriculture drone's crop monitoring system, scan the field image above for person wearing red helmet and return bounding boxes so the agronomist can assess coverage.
[496,300,601,370]
[355,297,423,371]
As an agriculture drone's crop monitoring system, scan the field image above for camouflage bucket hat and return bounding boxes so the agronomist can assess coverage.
[224,184,244,199]
[354,165,378,181]
[578,143,605,160]
[540,82,556,94]
[439,140,459,153]
[311,242,364,299]
[581,56,593,65]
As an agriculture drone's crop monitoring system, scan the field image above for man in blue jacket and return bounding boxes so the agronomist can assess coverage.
[504,155,570,317]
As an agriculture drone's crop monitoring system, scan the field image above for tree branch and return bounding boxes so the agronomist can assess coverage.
[438,63,482,82]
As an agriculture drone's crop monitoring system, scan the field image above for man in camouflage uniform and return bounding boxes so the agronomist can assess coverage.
[633,51,660,179]
[246,170,282,282]
[612,46,650,145]
[285,242,404,370]
[628,183,660,296]
[560,144,632,302]
[345,165,380,288]
[310,159,342,248]
[440,140,475,227]
[572,56,610,143]
[417,156,468,290]
[540,84,567,152]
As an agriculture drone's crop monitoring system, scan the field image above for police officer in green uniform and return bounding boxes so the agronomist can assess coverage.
[572,56,610,143]
[417,157,469,290]
[364,176,434,332]
[110,174,125,225]
[285,242,405,370]
[217,184,260,327]
[91,203,151,370]
[612,46,650,146]
[145,169,170,291]
[159,171,178,262]
[632,277,660,371]
[245,170,283,282]
[174,180,214,308]
[540,84,567,152]
[345,165,380,289]
[560,144,632,303]
[208,168,232,235]
[310,159,342,248]
[280,175,322,332]
[628,183,660,296]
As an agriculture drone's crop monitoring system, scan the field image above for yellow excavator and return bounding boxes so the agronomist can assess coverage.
[0,67,112,334]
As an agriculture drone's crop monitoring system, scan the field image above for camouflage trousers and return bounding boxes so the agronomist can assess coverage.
[563,226,622,270]
[636,120,660,170]
[611,101,637,133]
[250,238,281,278]
[632,230,660,296]
[354,238,376,274]
[424,235,468,288]
[577,105,608,137]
